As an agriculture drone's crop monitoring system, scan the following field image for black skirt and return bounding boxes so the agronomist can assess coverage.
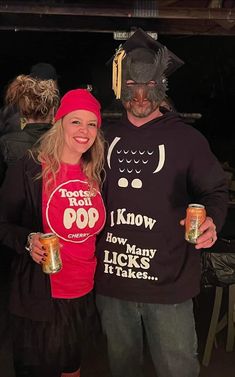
[11,291,99,375]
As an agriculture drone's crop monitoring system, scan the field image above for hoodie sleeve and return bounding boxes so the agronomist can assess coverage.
[187,132,228,232]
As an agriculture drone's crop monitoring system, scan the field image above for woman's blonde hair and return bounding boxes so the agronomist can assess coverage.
[5,74,60,122]
[35,119,105,192]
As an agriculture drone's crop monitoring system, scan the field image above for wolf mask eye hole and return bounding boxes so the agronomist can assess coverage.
[126,81,136,87]
[126,80,157,87]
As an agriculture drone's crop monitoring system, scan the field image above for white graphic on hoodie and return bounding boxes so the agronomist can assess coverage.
[107,137,165,189]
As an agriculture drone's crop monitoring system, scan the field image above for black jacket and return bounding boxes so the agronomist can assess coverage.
[0,104,20,137]
[0,155,52,321]
[0,122,51,167]
[0,104,20,185]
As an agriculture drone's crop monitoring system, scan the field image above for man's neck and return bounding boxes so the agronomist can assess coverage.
[127,107,163,127]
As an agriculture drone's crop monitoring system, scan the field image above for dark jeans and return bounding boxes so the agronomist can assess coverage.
[96,295,200,377]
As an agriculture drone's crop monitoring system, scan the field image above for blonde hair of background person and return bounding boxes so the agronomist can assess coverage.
[5,74,59,127]
[0,75,60,185]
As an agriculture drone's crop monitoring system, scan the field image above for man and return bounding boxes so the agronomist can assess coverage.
[95,29,228,377]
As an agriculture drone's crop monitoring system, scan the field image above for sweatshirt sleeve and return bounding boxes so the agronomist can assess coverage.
[187,132,228,232]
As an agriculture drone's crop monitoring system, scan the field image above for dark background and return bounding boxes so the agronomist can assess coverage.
[0,30,235,165]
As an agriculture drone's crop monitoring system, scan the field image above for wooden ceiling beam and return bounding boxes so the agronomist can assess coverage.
[0,2,234,36]
[0,14,234,36]
[0,4,234,21]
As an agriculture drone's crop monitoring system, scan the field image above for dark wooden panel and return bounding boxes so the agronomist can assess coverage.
[0,1,234,35]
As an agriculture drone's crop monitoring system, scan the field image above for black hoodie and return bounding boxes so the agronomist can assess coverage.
[95,111,228,304]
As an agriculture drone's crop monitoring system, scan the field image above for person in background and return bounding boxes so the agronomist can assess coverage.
[0,63,58,188]
[0,89,106,377]
[0,73,60,377]
[95,29,228,377]
[0,73,59,284]
[0,62,58,137]
[0,74,59,182]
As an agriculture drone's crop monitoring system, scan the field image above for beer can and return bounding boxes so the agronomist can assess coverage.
[39,233,62,274]
[185,204,206,244]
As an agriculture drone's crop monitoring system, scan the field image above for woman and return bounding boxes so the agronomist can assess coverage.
[0,89,106,377]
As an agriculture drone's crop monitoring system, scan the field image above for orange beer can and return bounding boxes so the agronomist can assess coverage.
[39,233,62,274]
[185,204,206,244]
